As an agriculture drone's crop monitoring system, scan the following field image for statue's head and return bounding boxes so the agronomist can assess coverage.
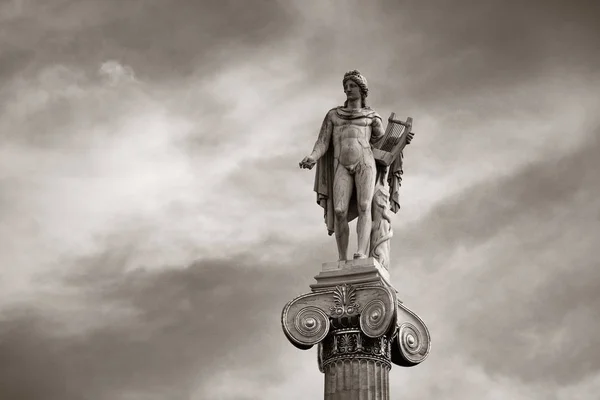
[343,70,369,107]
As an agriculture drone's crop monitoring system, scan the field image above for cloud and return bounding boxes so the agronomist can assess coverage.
[0,1,599,399]
[387,131,600,387]
[98,60,137,85]
[0,39,328,307]
[0,250,313,400]
[0,0,299,82]
[0,61,200,305]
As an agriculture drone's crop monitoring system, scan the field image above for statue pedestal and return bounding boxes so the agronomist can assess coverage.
[282,258,431,400]
[311,257,392,290]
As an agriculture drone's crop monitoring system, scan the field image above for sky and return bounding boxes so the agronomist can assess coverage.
[0,0,599,399]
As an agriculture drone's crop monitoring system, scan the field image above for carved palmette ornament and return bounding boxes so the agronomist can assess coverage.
[281,285,396,350]
[391,301,431,367]
[330,284,360,317]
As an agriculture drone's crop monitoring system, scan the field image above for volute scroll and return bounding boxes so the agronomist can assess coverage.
[391,301,431,367]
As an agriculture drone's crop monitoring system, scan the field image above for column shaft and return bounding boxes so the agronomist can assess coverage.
[324,358,390,400]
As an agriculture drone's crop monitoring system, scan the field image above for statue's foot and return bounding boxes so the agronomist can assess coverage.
[353,253,367,260]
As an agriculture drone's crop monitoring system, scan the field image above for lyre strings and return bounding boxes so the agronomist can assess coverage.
[379,122,405,152]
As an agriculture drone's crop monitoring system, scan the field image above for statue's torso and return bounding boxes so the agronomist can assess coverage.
[330,108,376,168]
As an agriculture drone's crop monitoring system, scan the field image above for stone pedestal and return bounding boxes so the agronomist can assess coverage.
[282,258,431,399]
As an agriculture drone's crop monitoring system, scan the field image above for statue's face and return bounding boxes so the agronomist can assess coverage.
[344,79,361,102]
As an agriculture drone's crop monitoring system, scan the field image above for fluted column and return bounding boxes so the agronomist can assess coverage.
[323,359,390,400]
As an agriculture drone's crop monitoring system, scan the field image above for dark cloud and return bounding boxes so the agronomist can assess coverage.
[0,44,33,89]
[292,0,599,111]
[0,246,315,400]
[379,0,600,104]
[0,0,297,82]
[0,64,144,145]
[393,130,600,269]
[389,131,600,385]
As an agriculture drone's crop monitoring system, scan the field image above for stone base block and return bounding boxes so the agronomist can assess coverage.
[310,257,392,291]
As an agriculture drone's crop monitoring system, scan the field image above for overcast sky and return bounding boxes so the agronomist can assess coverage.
[1,0,599,399]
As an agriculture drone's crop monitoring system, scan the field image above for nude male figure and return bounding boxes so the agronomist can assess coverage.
[300,70,385,261]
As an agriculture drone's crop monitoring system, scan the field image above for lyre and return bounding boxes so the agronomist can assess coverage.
[372,112,415,166]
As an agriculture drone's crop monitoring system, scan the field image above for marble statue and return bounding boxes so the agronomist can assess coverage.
[300,70,412,268]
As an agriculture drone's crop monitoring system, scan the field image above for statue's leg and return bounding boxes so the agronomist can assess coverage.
[355,156,376,258]
[333,165,353,261]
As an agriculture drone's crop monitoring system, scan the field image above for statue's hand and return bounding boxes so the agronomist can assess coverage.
[406,131,415,144]
[299,155,317,170]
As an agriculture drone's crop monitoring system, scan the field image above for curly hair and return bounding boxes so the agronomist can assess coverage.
[343,70,369,107]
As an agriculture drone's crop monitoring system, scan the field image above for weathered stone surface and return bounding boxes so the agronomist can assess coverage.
[282,272,396,351]
[312,257,392,290]
[369,181,393,270]
[299,70,413,263]
[323,358,390,400]
[391,301,432,367]
[282,258,430,398]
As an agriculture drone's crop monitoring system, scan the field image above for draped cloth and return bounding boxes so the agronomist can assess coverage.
[387,151,404,214]
[314,143,349,236]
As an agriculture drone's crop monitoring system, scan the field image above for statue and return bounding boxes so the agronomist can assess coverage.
[300,70,413,267]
